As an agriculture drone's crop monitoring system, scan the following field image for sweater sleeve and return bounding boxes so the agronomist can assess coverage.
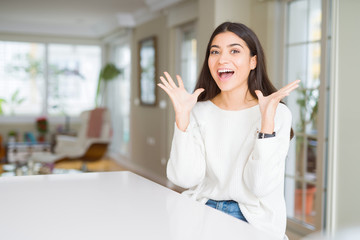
[243,104,292,198]
[166,113,206,189]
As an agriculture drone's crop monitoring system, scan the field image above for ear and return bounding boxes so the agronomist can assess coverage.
[250,55,257,70]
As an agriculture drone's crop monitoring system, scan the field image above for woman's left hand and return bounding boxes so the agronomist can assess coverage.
[255,80,300,134]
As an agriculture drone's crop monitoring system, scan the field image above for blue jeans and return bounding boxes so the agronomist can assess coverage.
[205,199,248,223]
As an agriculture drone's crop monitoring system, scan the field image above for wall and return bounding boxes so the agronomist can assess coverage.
[214,0,251,26]
[196,0,216,70]
[330,0,360,232]
[250,1,284,88]
[127,15,170,181]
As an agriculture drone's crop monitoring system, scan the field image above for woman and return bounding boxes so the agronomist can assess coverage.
[158,22,299,240]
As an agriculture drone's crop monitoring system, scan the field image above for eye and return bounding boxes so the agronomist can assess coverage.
[210,49,219,55]
[231,49,240,54]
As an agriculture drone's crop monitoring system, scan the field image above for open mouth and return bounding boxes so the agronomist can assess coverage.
[217,68,234,80]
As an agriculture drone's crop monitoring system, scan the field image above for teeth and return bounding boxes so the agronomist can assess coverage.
[218,69,234,73]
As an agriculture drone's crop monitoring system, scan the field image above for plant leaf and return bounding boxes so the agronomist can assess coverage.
[95,63,122,106]
[11,89,20,102]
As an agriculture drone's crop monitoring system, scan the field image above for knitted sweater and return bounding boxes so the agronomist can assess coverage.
[167,100,292,240]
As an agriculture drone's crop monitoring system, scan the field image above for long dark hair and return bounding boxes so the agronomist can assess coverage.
[195,22,294,139]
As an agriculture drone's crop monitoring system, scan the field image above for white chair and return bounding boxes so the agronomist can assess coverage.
[31,108,112,171]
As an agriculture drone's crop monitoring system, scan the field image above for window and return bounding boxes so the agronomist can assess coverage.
[284,0,331,234]
[106,42,131,157]
[0,41,45,116]
[48,44,100,116]
[0,40,101,117]
[176,23,197,93]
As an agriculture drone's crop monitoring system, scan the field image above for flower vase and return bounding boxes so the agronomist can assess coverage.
[37,134,46,143]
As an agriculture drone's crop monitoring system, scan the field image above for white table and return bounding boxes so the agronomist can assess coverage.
[0,171,276,240]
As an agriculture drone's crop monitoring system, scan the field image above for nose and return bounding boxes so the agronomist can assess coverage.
[218,52,230,64]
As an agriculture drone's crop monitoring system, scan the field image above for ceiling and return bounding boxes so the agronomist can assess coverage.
[0,0,184,38]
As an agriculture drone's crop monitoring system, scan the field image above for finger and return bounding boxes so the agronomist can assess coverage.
[267,89,288,102]
[164,72,178,89]
[160,76,173,90]
[281,82,300,95]
[158,84,177,106]
[176,75,184,89]
[276,84,299,100]
[286,83,300,93]
[268,92,287,103]
[255,90,264,99]
[157,83,174,98]
[276,92,290,101]
[193,88,205,98]
[281,80,301,92]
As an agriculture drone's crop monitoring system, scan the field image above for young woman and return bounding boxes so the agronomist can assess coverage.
[158,22,299,240]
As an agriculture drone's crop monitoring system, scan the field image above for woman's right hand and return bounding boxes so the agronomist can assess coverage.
[158,72,204,131]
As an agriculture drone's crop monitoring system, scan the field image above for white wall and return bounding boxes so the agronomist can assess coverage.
[214,0,251,26]
[330,0,360,232]
[129,15,170,180]
[196,0,216,70]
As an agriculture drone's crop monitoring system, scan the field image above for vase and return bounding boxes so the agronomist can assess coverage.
[37,134,46,143]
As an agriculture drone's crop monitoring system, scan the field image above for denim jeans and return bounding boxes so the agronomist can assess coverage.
[205,199,248,223]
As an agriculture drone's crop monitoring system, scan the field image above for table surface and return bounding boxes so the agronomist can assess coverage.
[0,171,276,240]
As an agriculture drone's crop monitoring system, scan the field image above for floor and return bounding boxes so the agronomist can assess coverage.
[0,156,185,193]
[54,157,128,172]
[0,157,128,175]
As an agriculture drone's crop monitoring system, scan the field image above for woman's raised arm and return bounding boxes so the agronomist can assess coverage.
[158,72,204,132]
[255,79,300,134]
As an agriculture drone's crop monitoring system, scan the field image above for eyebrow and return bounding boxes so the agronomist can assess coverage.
[210,43,244,49]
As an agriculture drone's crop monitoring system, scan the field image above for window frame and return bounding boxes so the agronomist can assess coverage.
[281,0,332,235]
[174,21,198,93]
[105,31,132,160]
[0,35,102,123]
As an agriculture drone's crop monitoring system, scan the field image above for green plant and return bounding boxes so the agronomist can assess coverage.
[295,82,319,180]
[9,89,26,115]
[0,98,6,115]
[7,53,83,116]
[0,90,26,116]
[47,65,85,116]
[296,82,319,133]
[95,63,122,106]
[8,130,19,142]
[36,117,48,134]
[7,53,44,78]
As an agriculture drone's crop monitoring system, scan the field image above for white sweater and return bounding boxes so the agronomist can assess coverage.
[167,100,292,240]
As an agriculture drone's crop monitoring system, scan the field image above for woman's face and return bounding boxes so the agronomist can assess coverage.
[208,31,256,93]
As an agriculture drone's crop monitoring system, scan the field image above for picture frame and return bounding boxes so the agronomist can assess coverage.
[138,36,157,106]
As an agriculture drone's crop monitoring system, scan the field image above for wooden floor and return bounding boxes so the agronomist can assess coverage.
[0,157,128,175]
[0,157,185,193]
[54,157,128,172]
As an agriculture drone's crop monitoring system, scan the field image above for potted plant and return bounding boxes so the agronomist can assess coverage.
[95,63,122,107]
[8,130,19,143]
[36,117,48,142]
[294,82,319,216]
